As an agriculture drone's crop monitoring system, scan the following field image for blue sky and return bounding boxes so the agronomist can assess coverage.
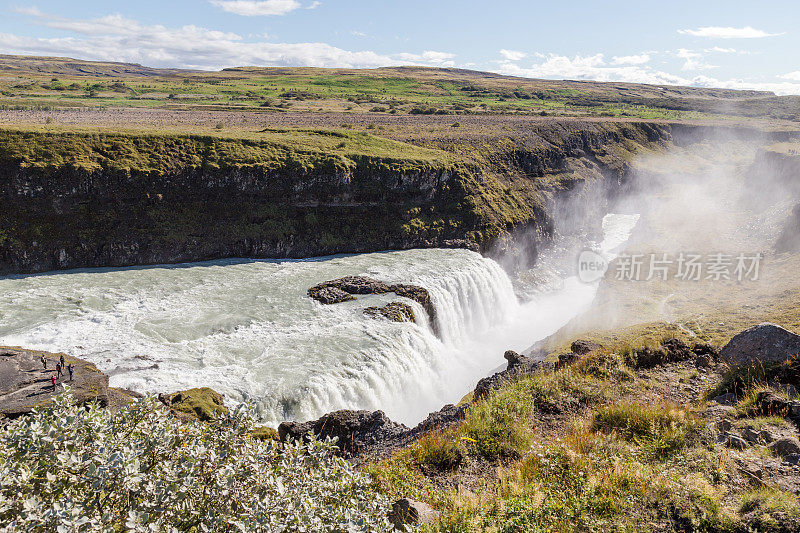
[1,0,799,94]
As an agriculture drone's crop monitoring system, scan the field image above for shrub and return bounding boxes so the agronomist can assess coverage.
[740,489,800,532]
[410,431,464,471]
[591,403,703,459]
[0,392,397,532]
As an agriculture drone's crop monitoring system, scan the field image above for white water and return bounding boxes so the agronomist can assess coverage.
[0,215,638,427]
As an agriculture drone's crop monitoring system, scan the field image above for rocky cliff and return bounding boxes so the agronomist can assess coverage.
[0,122,677,274]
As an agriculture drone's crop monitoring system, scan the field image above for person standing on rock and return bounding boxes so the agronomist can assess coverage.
[56,363,63,378]
[40,355,47,370]
[50,374,57,392]
[59,354,65,368]
[67,364,74,381]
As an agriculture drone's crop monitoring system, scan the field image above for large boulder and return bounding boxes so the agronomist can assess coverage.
[720,323,800,366]
[0,347,111,419]
[388,498,439,530]
[769,438,800,458]
[412,403,467,435]
[158,387,227,422]
[308,276,437,331]
[364,302,416,323]
[279,409,409,459]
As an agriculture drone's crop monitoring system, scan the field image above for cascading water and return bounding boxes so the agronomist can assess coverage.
[0,214,638,427]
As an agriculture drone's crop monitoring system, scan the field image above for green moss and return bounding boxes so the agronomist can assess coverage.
[164,387,227,422]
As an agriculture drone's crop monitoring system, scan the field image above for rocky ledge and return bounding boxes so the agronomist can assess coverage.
[0,347,139,419]
[308,276,437,332]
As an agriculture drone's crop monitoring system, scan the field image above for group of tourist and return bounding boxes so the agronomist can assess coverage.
[40,354,74,391]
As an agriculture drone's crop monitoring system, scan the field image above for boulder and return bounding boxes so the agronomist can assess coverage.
[769,438,800,458]
[158,387,227,422]
[713,392,738,406]
[742,427,768,445]
[571,340,602,355]
[719,433,748,450]
[754,390,791,417]
[720,323,800,366]
[0,347,111,418]
[555,352,581,370]
[412,403,467,435]
[504,350,523,369]
[785,453,800,466]
[388,498,439,530]
[308,276,437,331]
[364,302,416,323]
[308,286,355,305]
[278,409,409,459]
[791,401,800,418]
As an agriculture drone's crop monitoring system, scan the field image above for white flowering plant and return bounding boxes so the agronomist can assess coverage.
[0,391,400,532]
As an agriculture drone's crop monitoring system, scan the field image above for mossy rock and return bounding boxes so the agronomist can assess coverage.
[160,387,227,422]
[251,426,280,441]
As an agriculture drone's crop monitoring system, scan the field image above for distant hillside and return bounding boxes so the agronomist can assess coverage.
[0,54,798,123]
[0,55,194,77]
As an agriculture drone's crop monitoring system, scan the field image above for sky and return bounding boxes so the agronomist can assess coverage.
[0,0,799,94]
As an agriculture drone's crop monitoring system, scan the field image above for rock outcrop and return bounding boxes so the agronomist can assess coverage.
[0,347,135,418]
[364,302,416,323]
[308,276,437,331]
[388,498,439,530]
[278,410,410,460]
[720,323,800,366]
[158,387,228,422]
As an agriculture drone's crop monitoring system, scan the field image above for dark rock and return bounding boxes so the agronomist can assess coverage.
[769,438,800,458]
[504,350,523,369]
[716,419,733,432]
[388,498,439,529]
[474,353,548,400]
[692,343,719,368]
[754,390,791,417]
[759,429,775,444]
[413,403,467,435]
[555,352,581,370]
[364,302,416,323]
[785,453,800,466]
[0,347,111,418]
[308,286,355,305]
[278,409,409,459]
[720,323,800,366]
[571,339,602,355]
[742,427,764,444]
[308,276,437,331]
[719,433,748,450]
[775,204,800,253]
[791,401,800,418]
[713,393,738,406]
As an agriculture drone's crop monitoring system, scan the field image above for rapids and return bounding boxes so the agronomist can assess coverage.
[0,214,637,427]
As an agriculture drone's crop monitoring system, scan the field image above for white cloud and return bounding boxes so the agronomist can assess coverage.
[499,49,526,61]
[678,26,784,39]
[676,49,716,71]
[780,71,800,81]
[493,53,800,95]
[395,50,456,67]
[611,54,650,65]
[3,9,455,70]
[495,53,687,85]
[306,1,322,8]
[210,0,301,16]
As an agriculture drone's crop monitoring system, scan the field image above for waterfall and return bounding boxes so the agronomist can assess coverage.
[0,214,638,427]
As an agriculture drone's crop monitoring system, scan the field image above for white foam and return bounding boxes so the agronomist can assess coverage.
[0,215,637,426]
